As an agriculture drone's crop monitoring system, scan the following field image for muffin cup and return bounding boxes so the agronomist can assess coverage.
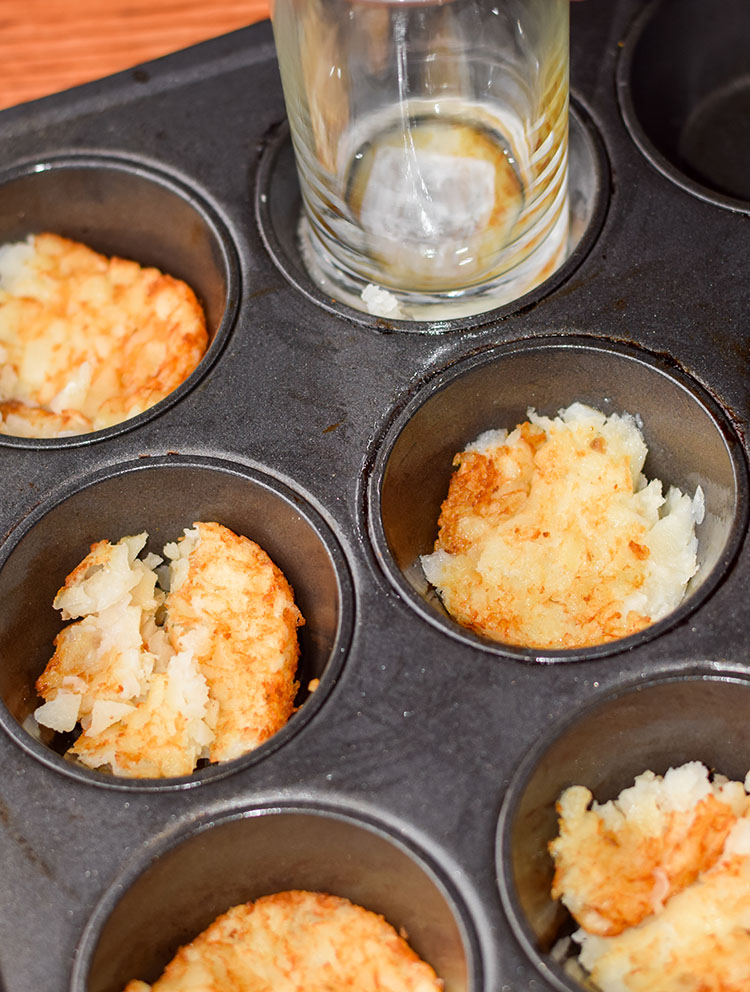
[0,456,353,789]
[368,336,748,661]
[496,673,750,991]
[618,0,750,211]
[0,155,239,445]
[73,803,477,992]
[255,100,609,332]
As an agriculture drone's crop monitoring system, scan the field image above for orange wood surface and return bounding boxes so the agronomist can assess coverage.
[1,0,272,111]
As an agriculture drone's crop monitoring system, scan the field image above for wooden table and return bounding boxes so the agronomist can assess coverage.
[1,0,271,111]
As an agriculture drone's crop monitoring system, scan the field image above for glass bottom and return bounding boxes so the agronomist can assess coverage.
[298,198,570,322]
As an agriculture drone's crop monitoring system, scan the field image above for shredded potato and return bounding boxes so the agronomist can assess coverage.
[121,891,443,992]
[0,233,207,436]
[422,403,703,649]
[35,523,303,777]
[550,763,750,992]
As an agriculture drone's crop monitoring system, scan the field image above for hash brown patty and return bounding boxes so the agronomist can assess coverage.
[0,232,207,436]
[122,890,443,992]
[34,523,303,777]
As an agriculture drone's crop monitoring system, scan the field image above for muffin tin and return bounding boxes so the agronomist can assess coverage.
[1,2,749,989]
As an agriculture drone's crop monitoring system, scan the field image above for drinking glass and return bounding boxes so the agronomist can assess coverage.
[271,0,569,320]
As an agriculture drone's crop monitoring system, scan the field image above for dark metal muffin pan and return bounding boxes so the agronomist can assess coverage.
[1,3,750,990]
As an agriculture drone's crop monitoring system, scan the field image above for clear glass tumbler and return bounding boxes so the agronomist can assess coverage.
[270,0,569,321]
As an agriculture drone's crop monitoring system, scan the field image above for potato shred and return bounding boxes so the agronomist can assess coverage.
[549,762,750,992]
[34,522,304,778]
[122,890,443,992]
[421,403,704,649]
[0,232,208,437]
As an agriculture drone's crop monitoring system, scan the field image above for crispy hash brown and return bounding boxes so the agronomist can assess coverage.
[0,232,208,437]
[121,890,443,992]
[549,764,750,936]
[574,832,750,992]
[34,523,304,778]
[164,521,303,763]
[421,403,703,649]
[550,764,750,992]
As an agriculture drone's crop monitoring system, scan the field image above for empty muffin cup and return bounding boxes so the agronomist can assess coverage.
[618,0,750,210]
[73,803,476,992]
[0,155,239,443]
[369,336,747,660]
[496,673,750,992]
[0,456,352,789]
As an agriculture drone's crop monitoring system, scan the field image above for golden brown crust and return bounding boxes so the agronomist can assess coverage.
[550,790,742,936]
[124,891,442,992]
[637,852,750,992]
[572,834,750,991]
[165,522,304,763]
[0,398,92,436]
[34,524,304,777]
[549,768,750,991]
[437,421,545,555]
[0,232,207,436]
[427,417,657,648]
